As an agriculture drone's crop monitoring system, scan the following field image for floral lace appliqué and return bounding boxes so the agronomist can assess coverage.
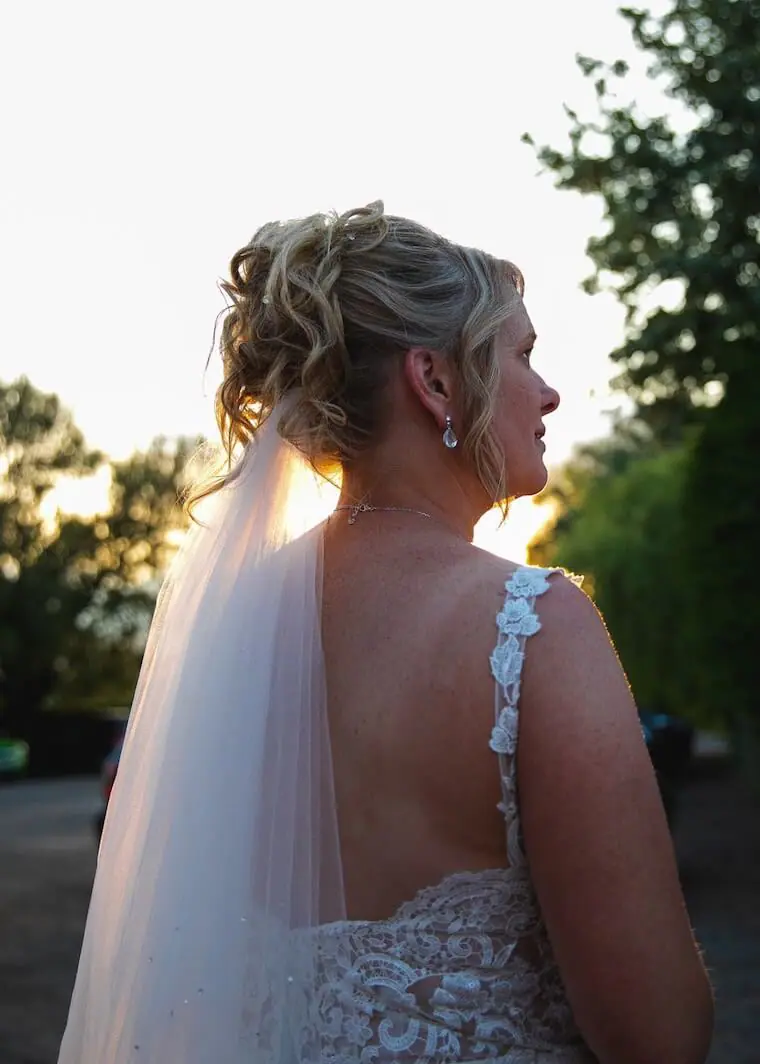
[489,567,562,809]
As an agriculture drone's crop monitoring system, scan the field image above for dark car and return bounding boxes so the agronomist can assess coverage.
[93,724,126,839]
[640,710,694,824]
[0,737,30,781]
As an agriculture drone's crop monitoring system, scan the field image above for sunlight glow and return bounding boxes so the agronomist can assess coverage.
[474,498,553,564]
[282,463,341,540]
[40,467,112,524]
[2,1,681,571]
[0,0,666,469]
[40,455,551,566]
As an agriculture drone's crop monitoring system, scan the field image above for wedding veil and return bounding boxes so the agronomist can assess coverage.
[58,409,344,1063]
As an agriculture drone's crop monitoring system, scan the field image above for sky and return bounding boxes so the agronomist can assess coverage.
[0,0,673,559]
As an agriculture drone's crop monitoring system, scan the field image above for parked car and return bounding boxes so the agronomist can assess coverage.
[0,737,29,781]
[640,710,694,825]
[93,723,127,839]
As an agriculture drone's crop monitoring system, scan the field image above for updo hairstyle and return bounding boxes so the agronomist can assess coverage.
[204,201,523,505]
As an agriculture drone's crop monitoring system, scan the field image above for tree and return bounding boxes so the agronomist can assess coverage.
[526,0,760,756]
[526,0,760,439]
[1,379,102,728]
[0,378,196,731]
[528,418,656,569]
[680,362,760,768]
[529,444,704,721]
[49,437,200,712]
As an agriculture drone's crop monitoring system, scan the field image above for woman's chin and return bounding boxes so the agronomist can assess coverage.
[510,464,549,500]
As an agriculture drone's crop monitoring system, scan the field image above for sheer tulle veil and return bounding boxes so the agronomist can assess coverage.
[58,407,345,1063]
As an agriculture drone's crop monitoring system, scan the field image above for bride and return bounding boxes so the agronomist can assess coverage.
[58,202,713,1063]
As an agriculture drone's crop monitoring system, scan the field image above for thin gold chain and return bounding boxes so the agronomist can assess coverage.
[334,502,433,526]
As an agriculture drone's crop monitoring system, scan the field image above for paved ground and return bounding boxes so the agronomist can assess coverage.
[0,769,757,1063]
[0,777,101,850]
[0,778,99,1064]
[673,767,760,1063]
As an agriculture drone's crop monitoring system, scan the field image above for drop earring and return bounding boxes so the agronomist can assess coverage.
[442,415,458,449]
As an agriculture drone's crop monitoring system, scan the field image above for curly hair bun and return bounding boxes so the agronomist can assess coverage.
[206,199,523,505]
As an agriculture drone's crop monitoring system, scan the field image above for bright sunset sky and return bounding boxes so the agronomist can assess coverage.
[1,0,675,559]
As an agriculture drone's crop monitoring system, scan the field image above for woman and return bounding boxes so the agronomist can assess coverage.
[59,203,713,1063]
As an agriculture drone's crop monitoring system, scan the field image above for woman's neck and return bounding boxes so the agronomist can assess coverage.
[337,453,488,544]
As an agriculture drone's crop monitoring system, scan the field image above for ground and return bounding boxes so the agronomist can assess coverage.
[0,769,757,1063]
[0,779,98,1064]
[673,765,760,1062]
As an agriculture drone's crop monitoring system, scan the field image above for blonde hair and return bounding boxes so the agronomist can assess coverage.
[193,201,523,511]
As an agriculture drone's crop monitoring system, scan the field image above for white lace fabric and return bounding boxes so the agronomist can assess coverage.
[292,567,595,1063]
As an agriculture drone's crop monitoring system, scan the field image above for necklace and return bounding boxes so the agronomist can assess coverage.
[335,502,433,526]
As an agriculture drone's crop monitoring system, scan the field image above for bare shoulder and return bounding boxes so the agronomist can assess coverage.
[441,539,525,614]
[386,543,712,1061]
[442,548,578,664]
[516,568,714,1064]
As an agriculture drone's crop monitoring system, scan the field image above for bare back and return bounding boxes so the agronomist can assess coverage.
[320,515,713,1064]
[322,516,518,922]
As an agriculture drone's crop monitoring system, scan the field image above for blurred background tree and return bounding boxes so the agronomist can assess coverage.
[0,377,197,736]
[532,438,700,721]
[526,0,760,768]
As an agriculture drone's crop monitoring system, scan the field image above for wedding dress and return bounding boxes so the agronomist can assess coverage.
[59,415,593,1063]
[288,566,596,1064]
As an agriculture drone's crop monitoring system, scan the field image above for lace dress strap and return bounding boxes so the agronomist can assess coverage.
[488,566,561,863]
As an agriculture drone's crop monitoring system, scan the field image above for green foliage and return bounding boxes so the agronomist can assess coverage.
[1,378,102,565]
[526,0,760,749]
[1,379,104,724]
[526,0,760,441]
[680,365,760,754]
[528,419,657,568]
[530,443,708,721]
[0,378,197,729]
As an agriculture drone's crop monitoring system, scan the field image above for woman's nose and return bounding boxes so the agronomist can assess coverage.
[542,381,561,416]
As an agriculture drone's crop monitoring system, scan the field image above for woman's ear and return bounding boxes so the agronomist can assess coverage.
[403,347,456,429]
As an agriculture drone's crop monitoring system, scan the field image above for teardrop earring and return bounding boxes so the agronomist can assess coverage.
[442,415,458,450]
